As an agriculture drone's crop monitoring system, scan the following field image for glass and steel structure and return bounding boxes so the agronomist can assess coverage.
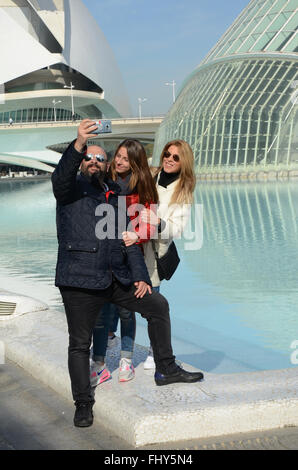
[0,107,82,124]
[153,0,298,172]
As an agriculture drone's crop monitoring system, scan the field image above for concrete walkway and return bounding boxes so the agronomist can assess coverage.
[1,299,298,448]
[1,360,298,451]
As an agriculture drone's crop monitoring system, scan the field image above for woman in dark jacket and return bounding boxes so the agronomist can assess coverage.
[91,139,158,385]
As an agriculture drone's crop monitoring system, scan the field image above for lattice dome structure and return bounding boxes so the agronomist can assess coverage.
[153,0,298,172]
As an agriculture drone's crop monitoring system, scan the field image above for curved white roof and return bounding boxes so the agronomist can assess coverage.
[0,0,131,116]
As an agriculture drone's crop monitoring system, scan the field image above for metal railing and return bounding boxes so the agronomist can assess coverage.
[0,116,165,129]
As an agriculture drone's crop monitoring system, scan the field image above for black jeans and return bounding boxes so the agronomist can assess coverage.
[60,279,176,404]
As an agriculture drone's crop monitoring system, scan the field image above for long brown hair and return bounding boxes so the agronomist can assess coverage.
[110,139,159,205]
[156,139,196,205]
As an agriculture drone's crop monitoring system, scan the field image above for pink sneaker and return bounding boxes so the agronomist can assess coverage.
[119,358,135,382]
[90,361,111,387]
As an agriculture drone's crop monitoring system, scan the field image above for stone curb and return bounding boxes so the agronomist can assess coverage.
[1,308,298,447]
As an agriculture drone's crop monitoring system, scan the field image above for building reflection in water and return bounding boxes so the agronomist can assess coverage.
[175,180,298,371]
[1,179,298,372]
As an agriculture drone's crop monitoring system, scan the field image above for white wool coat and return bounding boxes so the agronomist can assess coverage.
[143,175,191,287]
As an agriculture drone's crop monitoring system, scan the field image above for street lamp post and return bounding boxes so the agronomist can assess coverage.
[52,99,62,122]
[138,98,147,119]
[165,80,176,103]
[64,82,75,120]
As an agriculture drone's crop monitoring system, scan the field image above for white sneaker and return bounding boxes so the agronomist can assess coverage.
[90,361,111,387]
[118,358,135,382]
[143,355,155,370]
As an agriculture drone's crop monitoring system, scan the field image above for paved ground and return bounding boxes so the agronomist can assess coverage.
[0,360,297,451]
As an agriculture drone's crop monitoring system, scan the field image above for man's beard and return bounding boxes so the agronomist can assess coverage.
[81,164,106,188]
[90,169,106,189]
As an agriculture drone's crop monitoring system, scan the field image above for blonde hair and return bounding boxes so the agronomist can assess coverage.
[157,140,196,205]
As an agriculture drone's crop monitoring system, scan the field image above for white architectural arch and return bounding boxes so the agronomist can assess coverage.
[0,0,132,171]
[0,0,131,117]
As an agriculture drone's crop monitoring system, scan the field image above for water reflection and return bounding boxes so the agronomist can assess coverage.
[0,179,60,309]
[190,181,298,291]
[174,181,298,370]
[0,179,298,372]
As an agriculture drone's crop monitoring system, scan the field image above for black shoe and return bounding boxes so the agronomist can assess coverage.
[74,402,94,427]
[154,366,204,386]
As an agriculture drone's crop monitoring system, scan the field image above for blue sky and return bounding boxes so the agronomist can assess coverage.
[82,0,249,117]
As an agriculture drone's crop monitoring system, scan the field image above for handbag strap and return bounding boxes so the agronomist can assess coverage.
[151,240,159,261]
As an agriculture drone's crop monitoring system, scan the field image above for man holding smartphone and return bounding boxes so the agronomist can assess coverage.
[52,119,204,428]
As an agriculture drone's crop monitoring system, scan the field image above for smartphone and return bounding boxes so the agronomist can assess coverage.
[92,120,112,134]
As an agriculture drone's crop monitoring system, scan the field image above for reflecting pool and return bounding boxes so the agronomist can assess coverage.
[1,178,298,373]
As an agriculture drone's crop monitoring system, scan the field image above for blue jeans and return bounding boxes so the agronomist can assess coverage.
[92,302,111,363]
[92,303,136,362]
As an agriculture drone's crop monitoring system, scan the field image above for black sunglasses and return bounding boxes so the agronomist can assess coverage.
[84,153,107,163]
[163,151,180,163]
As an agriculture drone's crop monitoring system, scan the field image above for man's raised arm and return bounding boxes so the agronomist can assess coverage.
[51,119,98,204]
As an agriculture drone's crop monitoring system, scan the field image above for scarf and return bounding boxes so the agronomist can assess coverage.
[158,169,180,188]
[115,172,136,195]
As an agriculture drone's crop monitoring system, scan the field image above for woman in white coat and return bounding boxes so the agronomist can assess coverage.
[140,139,196,368]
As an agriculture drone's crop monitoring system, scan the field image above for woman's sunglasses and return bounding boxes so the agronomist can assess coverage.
[84,153,106,163]
[163,151,180,163]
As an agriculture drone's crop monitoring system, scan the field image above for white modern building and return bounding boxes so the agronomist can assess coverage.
[0,0,131,173]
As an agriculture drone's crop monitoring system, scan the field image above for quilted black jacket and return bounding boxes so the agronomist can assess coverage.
[51,141,151,290]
